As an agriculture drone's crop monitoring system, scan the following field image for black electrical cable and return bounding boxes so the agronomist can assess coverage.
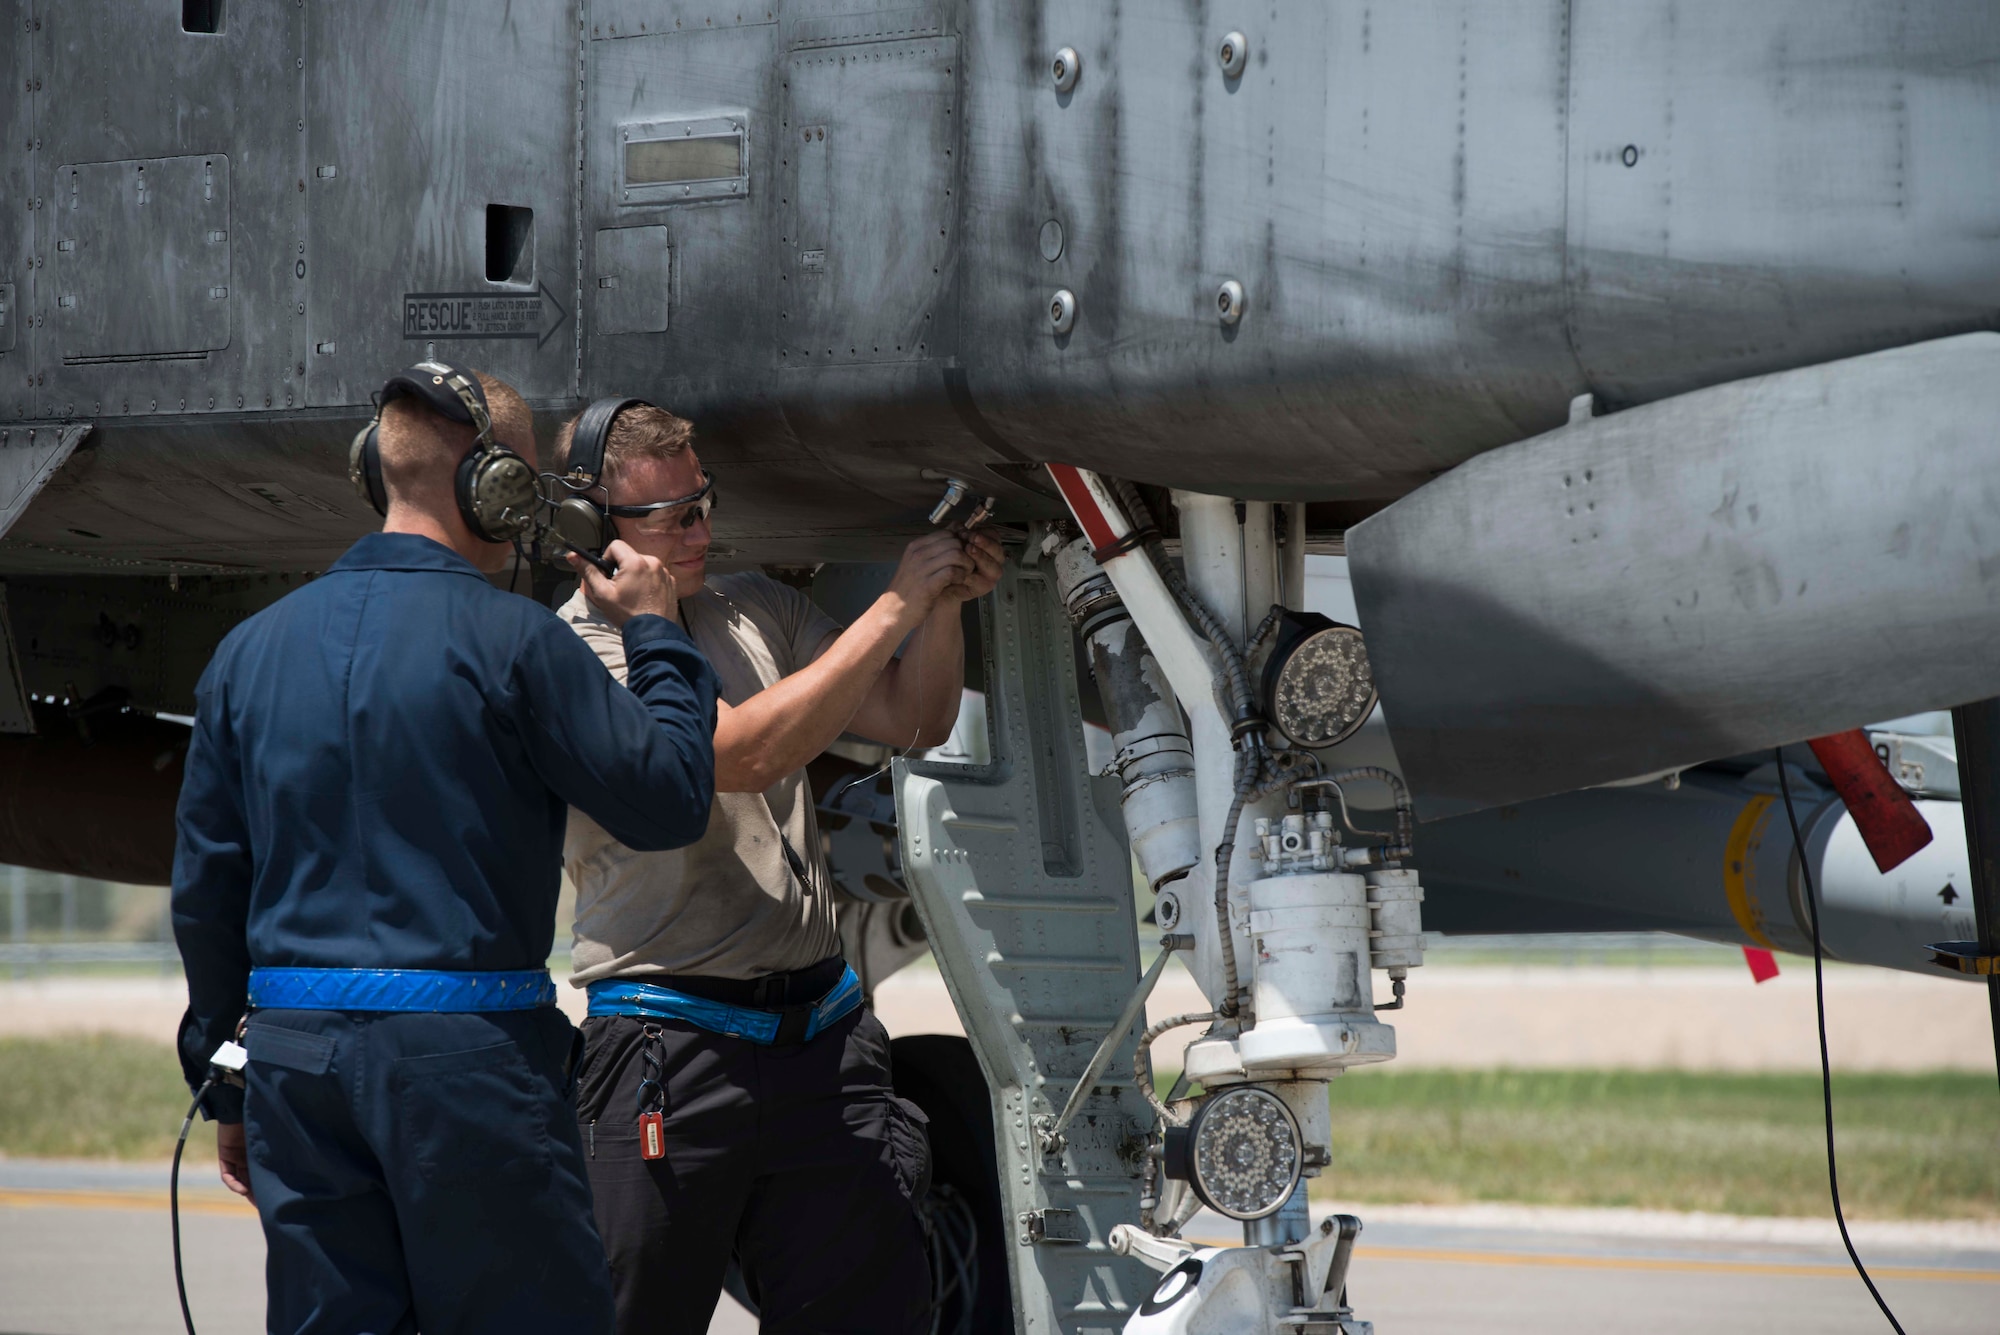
[171,1075,219,1335]
[1775,751,1906,1335]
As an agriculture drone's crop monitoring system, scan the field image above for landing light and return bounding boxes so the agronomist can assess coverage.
[1262,612,1379,749]
[1166,1084,1303,1221]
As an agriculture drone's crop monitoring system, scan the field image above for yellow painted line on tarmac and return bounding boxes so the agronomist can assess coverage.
[8,1191,1995,1286]
[1184,1238,2000,1285]
[0,1186,254,1217]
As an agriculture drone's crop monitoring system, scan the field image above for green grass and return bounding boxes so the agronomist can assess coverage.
[0,1034,215,1160]
[1310,1068,2000,1221]
[4,1037,1994,1223]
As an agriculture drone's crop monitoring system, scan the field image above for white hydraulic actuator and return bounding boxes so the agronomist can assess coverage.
[1053,537,1202,891]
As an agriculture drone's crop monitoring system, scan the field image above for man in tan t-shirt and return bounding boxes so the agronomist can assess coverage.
[548,399,1002,1335]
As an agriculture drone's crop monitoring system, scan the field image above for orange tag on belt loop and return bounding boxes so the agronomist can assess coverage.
[638,1111,665,1161]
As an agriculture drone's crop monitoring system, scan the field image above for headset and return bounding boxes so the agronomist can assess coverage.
[547,396,716,568]
[347,360,539,543]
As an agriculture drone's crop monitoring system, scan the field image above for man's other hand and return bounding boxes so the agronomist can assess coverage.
[884,532,975,629]
[571,540,680,626]
[946,530,1005,604]
[217,1121,256,1205]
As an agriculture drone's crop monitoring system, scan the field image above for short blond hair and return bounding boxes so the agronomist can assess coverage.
[378,372,533,501]
[551,403,693,487]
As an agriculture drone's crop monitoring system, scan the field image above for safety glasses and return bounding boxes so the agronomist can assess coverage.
[603,471,717,533]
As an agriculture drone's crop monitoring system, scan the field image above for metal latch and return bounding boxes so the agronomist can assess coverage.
[1018,1207,1084,1246]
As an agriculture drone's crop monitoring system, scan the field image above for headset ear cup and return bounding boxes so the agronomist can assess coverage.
[454,447,485,537]
[551,496,612,557]
[456,446,539,544]
[349,422,388,517]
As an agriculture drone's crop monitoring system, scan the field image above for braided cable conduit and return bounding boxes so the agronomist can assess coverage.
[1133,1010,1218,1231]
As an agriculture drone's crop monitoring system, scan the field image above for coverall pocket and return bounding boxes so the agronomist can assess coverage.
[884,1095,933,1204]
[391,1040,554,1188]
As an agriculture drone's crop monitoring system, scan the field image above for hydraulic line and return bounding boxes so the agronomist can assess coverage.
[1133,1010,1216,1234]
[1211,748,1256,1012]
[1110,480,1259,728]
[1295,768,1416,859]
[1246,604,1286,660]
[1133,1011,1218,1128]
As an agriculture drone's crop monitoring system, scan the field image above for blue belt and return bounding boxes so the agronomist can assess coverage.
[585,964,863,1046]
[248,967,557,1013]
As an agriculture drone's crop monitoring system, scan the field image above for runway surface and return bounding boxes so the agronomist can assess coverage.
[2,1160,1993,1334]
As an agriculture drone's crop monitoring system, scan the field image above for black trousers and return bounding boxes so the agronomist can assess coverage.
[574,1007,932,1335]
[241,1007,615,1335]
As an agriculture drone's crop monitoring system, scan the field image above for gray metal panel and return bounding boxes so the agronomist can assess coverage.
[0,0,28,381]
[29,0,304,420]
[583,23,779,399]
[954,1,1578,496]
[898,555,1154,1334]
[306,0,577,406]
[1348,333,2000,817]
[0,422,87,537]
[1567,0,2000,409]
[49,155,231,359]
[0,1,1993,558]
[589,0,775,40]
[592,226,672,335]
[779,35,956,366]
[0,415,371,577]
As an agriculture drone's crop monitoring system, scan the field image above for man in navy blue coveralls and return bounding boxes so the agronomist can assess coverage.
[172,367,720,1335]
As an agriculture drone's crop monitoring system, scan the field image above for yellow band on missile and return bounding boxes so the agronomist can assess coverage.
[1724,794,1778,950]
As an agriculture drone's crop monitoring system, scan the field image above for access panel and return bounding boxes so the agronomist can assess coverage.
[49,156,232,361]
[779,34,957,366]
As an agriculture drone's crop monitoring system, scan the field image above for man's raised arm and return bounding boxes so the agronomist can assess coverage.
[519,541,721,849]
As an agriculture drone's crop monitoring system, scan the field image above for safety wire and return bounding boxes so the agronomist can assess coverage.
[1775,750,1906,1335]
[170,1076,219,1335]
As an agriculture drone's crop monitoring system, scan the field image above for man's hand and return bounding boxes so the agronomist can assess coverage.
[945,530,1005,604]
[570,539,679,626]
[217,1121,256,1205]
[883,532,975,630]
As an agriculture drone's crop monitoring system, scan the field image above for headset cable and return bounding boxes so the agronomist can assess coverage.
[1775,750,1907,1335]
[171,1076,216,1335]
[172,1038,249,1335]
